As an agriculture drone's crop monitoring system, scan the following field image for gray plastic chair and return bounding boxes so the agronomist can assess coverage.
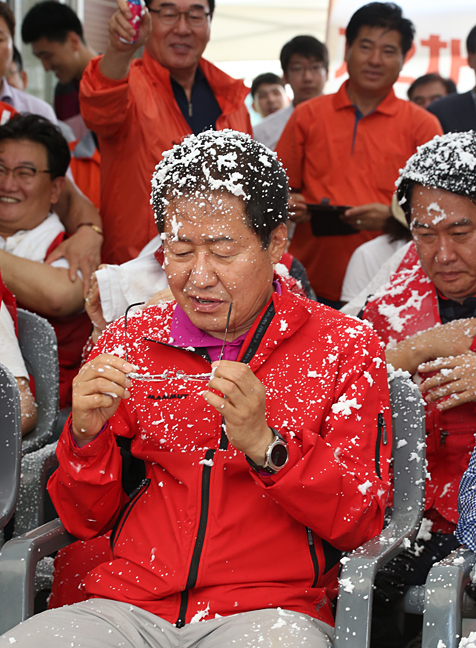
[16,309,59,455]
[334,371,427,648]
[0,373,426,639]
[420,545,476,647]
[0,362,22,534]
[14,442,58,537]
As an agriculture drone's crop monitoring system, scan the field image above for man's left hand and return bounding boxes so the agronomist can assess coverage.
[419,353,476,410]
[203,360,274,464]
[342,203,391,230]
[45,226,102,297]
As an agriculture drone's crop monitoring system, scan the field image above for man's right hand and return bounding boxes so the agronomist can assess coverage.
[100,0,151,78]
[72,354,133,447]
[288,192,309,223]
[110,0,151,51]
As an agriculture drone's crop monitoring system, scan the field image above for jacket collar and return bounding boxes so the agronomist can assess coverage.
[143,278,312,371]
[333,79,399,116]
[141,50,249,115]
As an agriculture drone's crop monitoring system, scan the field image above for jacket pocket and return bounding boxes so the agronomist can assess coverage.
[375,413,387,479]
[110,478,151,555]
[306,527,319,587]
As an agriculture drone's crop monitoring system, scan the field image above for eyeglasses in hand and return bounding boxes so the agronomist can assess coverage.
[124,301,233,382]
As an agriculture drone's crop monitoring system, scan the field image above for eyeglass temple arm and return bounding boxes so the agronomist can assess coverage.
[217,302,234,363]
[124,302,146,364]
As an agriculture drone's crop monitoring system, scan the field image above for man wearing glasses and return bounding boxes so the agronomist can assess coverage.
[0,113,90,409]
[2,130,392,647]
[253,35,328,151]
[80,0,252,267]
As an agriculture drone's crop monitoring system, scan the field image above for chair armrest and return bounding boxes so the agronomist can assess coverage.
[15,443,58,536]
[422,546,476,648]
[0,519,75,635]
[334,518,419,648]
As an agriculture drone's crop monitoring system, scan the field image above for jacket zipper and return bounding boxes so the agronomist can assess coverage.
[175,448,216,628]
[110,478,151,555]
[375,413,387,479]
[175,303,276,626]
[307,527,319,588]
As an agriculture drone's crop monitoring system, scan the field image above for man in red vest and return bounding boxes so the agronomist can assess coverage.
[362,130,476,648]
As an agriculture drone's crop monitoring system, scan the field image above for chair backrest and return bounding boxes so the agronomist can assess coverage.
[0,362,22,531]
[16,309,59,455]
[387,370,426,538]
[334,371,426,647]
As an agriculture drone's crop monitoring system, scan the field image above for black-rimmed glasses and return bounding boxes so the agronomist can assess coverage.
[148,5,210,26]
[124,301,233,382]
[0,164,51,182]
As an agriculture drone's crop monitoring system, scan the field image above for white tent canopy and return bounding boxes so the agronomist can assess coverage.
[206,0,329,63]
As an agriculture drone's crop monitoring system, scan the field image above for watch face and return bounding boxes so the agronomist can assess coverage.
[270,442,288,468]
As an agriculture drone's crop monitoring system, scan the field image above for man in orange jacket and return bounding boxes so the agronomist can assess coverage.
[80,0,252,265]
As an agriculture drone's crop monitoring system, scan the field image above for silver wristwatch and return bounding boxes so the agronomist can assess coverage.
[247,428,289,474]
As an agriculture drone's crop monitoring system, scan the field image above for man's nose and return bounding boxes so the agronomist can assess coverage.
[189,253,218,287]
[435,236,457,263]
[174,13,192,34]
[368,48,382,65]
[0,170,17,190]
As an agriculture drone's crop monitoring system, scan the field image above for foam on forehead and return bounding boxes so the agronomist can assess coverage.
[150,129,285,215]
[396,131,476,219]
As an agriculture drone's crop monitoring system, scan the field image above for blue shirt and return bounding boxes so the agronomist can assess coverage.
[171,66,222,135]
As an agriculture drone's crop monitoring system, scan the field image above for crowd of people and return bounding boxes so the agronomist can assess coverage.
[1,0,476,646]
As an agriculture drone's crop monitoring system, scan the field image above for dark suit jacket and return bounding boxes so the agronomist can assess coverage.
[427,91,476,133]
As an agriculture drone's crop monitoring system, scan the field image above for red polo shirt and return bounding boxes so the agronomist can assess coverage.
[275,80,442,302]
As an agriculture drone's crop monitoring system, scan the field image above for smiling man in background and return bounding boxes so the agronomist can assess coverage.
[276,2,442,308]
[22,1,97,141]
[250,72,290,119]
[80,0,252,265]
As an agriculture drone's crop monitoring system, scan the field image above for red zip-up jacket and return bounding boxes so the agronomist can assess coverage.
[49,283,391,627]
[80,53,252,265]
[363,252,476,533]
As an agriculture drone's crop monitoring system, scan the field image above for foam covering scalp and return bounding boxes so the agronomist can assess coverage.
[397,130,476,222]
[150,129,289,245]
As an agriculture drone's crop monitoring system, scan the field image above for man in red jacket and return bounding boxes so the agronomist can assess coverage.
[362,131,476,648]
[80,0,252,265]
[1,131,391,648]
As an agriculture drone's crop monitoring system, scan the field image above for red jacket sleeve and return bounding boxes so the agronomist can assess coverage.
[251,323,392,552]
[80,56,134,139]
[47,322,133,540]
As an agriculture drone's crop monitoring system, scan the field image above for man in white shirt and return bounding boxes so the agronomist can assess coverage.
[253,35,328,150]
[0,113,89,408]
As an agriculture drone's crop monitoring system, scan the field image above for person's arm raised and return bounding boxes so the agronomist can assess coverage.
[100,0,151,80]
